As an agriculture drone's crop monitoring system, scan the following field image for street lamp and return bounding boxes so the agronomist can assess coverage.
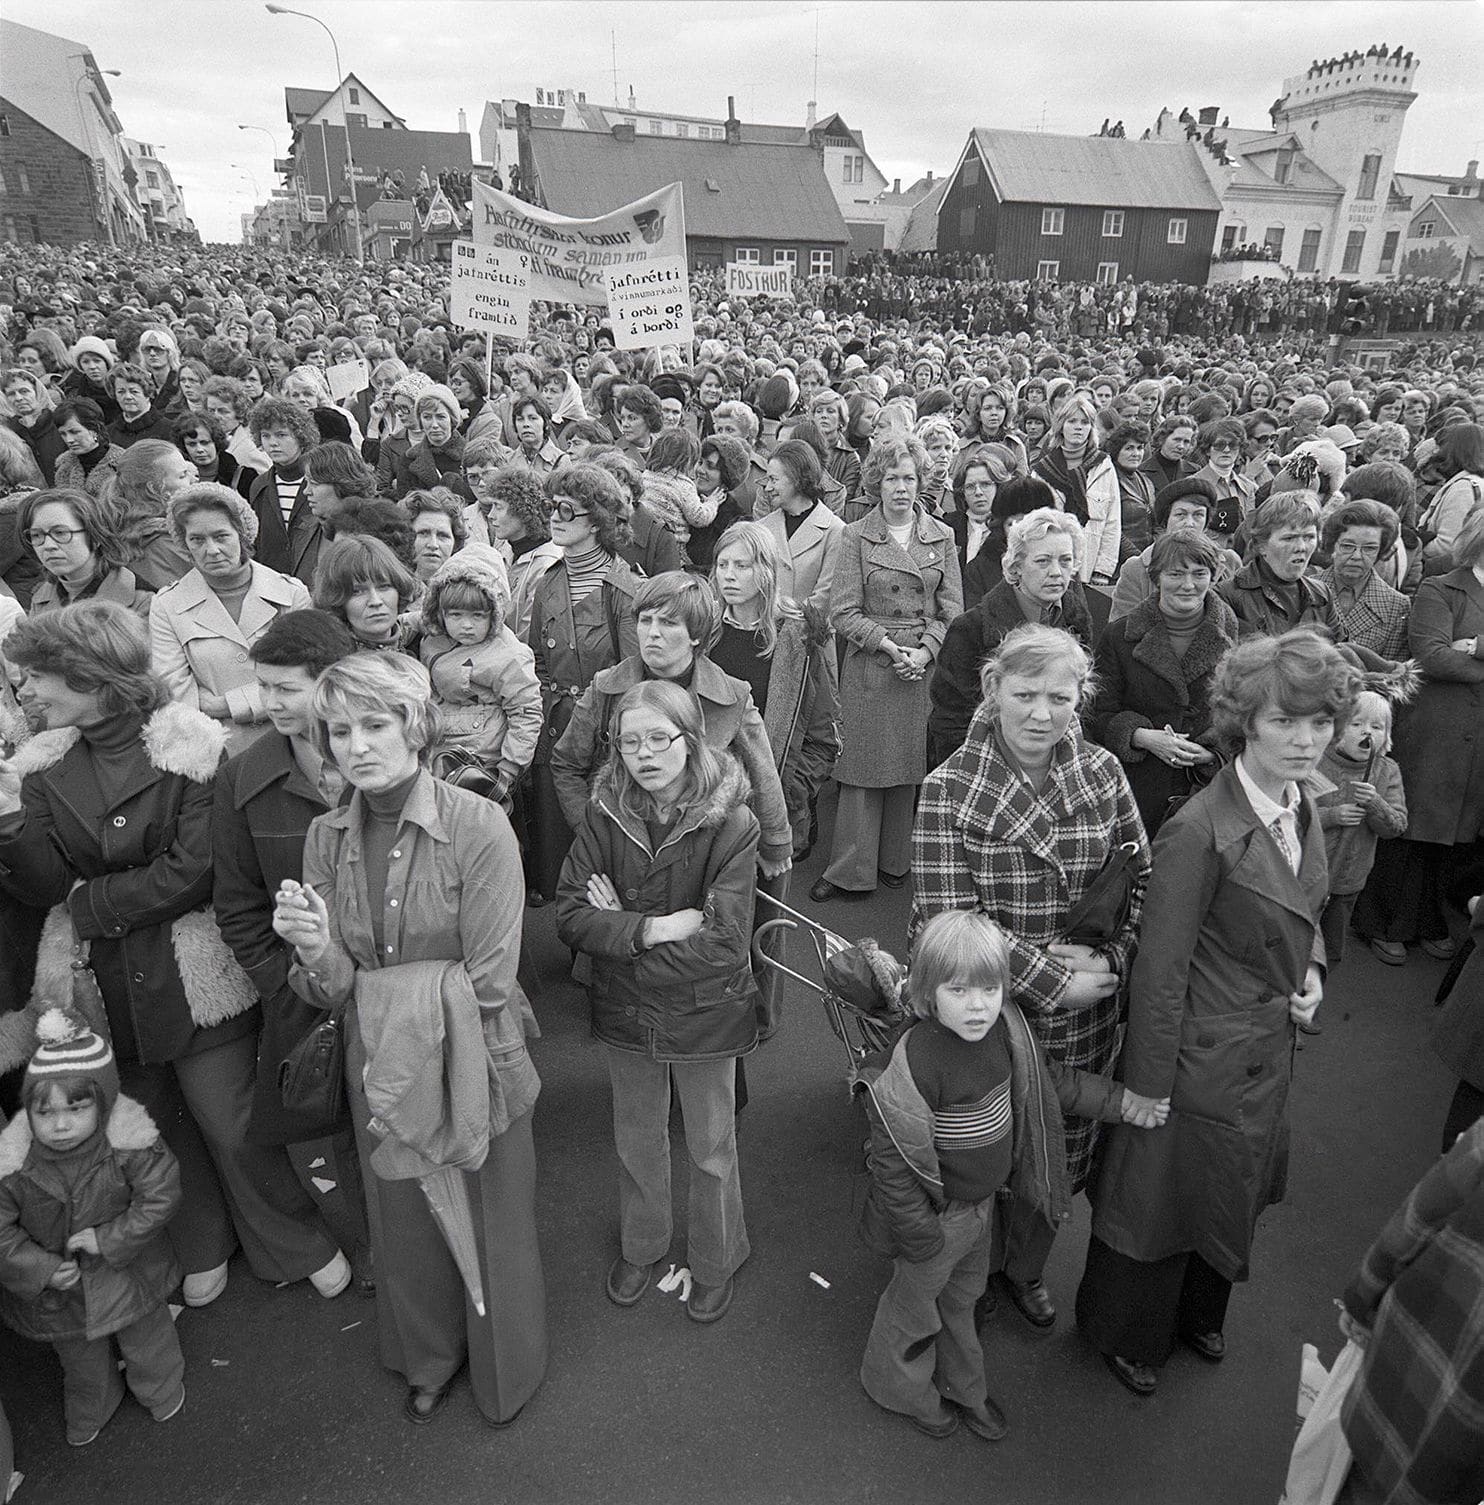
[231,163,262,199]
[237,123,280,158]
[67,56,123,246]
[264,4,362,262]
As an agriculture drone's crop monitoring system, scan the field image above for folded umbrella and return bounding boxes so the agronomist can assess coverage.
[418,1166,486,1317]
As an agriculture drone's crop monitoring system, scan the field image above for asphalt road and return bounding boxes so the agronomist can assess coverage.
[1,821,1460,1505]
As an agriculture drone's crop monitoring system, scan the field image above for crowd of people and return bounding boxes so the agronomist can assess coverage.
[0,234,1482,1504]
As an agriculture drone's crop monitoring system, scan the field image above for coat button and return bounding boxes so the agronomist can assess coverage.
[625,1006,636,1017]
[625,888,638,900]
[390,850,401,859]
[547,638,556,648]
[1247,1062,1262,1078]
[389,899,398,907]
[133,973,144,982]
[237,652,248,663]
[112,815,127,827]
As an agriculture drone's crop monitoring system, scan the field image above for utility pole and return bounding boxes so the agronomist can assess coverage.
[812,10,820,104]
[611,32,619,106]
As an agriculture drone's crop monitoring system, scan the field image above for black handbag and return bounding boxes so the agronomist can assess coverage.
[277,1013,346,1137]
[1062,841,1141,947]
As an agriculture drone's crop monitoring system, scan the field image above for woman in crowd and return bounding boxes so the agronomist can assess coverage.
[3,367,65,486]
[0,429,45,608]
[526,463,641,901]
[51,397,126,499]
[1078,630,1354,1395]
[914,416,960,516]
[282,365,355,448]
[108,363,176,449]
[913,624,1149,1335]
[1354,508,1484,966]
[809,390,863,500]
[448,357,503,447]
[929,508,1090,769]
[1418,423,1484,570]
[176,357,210,417]
[961,379,1021,462]
[359,357,410,468]
[103,438,198,591]
[373,373,434,496]
[556,680,759,1324]
[1086,529,1235,837]
[686,433,752,575]
[486,464,561,644]
[245,396,324,588]
[60,334,119,425]
[18,487,153,617]
[587,448,686,581]
[510,395,563,477]
[0,601,349,1310]
[1034,393,1120,594]
[304,440,378,542]
[947,448,1035,604]
[135,328,183,414]
[204,376,272,479]
[1221,492,1343,640]
[1106,420,1155,565]
[814,435,961,902]
[756,439,845,616]
[616,385,664,468]
[711,521,840,861]
[313,534,417,654]
[390,387,468,500]
[149,483,312,752]
[1313,498,1410,660]
[272,651,546,1427]
[1187,418,1257,547]
[404,486,468,589]
[172,410,250,498]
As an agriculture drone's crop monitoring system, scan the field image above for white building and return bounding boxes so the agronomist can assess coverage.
[1148,44,1420,281]
[124,139,194,241]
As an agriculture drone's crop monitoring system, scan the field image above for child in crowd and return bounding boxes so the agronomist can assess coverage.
[0,1012,185,1448]
[418,546,542,806]
[855,910,1167,1442]
[1310,688,1407,969]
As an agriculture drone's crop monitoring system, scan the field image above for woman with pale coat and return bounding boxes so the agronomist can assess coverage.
[1034,393,1121,595]
[149,483,311,752]
[756,440,845,616]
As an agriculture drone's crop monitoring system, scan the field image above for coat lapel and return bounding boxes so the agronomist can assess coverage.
[1212,765,1323,926]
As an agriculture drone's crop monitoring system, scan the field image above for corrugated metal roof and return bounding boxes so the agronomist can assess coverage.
[970,128,1222,211]
[526,127,850,243]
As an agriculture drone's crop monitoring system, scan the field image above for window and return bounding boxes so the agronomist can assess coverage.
[1102,210,1124,238]
[810,248,833,276]
[1415,220,1436,239]
[649,120,663,135]
[1379,229,1399,273]
[1263,225,1285,259]
[853,155,864,184]
[1342,229,1365,273]
[959,202,976,241]
[675,123,688,138]
[841,153,863,185]
[146,169,159,188]
[1356,152,1381,201]
[1167,217,1187,244]
[961,156,979,189]
[624,117,637,129]
[1221,224,1238,253]
[735,247,760,264]
[1274,149,1294,185]
[1036,260,1060,279]
[0,167,7,194]
[773,248,797,268]
[1298,226,1322,272]
[1096,262,1119,284]
[0,115,10,138]
[347,114,367,128]
[348,87,360,106]
[1041,207,1064,236]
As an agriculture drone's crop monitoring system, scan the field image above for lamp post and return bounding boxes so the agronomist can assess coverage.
[264,4,362,263]
[68,56,122,245]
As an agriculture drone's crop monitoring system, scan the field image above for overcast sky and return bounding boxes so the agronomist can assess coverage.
[6,0,1481,243]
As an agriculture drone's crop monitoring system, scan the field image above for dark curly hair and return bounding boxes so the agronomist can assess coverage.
[247,394,320,451]
[486,465,550,542]
[543,462,632,555]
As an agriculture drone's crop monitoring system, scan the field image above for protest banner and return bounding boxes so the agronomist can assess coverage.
[472,180,686,306]
[450,240,533,341]
[326,359,369,401]
[725,263,794,300]
[603,257,695,351]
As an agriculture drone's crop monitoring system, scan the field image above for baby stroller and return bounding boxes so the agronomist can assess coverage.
[751,892,912,1071]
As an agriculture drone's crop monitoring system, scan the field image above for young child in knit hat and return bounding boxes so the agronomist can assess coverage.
[0,1011,185,1447]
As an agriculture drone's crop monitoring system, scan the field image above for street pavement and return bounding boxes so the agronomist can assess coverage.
[0,809,1460,1505]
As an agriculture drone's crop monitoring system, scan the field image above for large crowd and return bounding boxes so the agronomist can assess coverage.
[1,236,1483,1504]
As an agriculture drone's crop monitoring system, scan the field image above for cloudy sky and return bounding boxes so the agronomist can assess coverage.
[6,0,1481,243]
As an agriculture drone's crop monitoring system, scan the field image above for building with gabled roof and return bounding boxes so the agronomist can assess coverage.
[515,104,849,276]
[934,127,1221,283]
[1402,194,1484,284]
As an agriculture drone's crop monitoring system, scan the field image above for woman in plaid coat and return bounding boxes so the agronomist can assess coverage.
[911,625,1149,1331]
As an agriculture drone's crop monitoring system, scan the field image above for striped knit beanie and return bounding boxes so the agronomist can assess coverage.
[24,1009,119,1112]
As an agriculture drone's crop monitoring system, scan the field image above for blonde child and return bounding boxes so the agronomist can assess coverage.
[1310,687,1407,970]
[418,546,542,804]
[0,1012,185,1447]
[856,910,1167,1442]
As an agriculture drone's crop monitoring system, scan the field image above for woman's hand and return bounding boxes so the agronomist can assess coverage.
[646,908,705,945]
[1119,1089,1171,1129]
[1289,964,1323,1027]
[1330,802,1364,826]
[272,880,332,967]
[758,853,792,881]
[586,873,624,912]
[1134,727,1210,767]
[66,1228,100,1257]
[1348,781,1380,811]
[1337,1307,1370,1349]
[1059,969,1120,1010]
[1047,942,1111,973]
[48,1260,80,1290]
[1451,637,1478,655]
[0,757,22,817]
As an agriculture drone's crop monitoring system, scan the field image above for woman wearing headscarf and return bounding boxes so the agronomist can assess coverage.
[3,368,65,486]
[51,398,127,500]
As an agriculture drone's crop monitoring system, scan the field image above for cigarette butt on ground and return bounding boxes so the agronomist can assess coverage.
[210,1359,230,1367]
[809,1272,831,1290]
[341,1321,362,1332]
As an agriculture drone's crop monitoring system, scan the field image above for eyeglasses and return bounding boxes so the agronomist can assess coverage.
[1251,433,1277,448]
[617,730,684,756]
[1333,539,1382,558]
[26,526,86,548]
[1209,440,1239,453]
[552,501,591,523]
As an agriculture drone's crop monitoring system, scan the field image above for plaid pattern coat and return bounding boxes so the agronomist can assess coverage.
[1341,1116,1484,1505]
[1317,567,1410,662]
[910,705,1150,1188]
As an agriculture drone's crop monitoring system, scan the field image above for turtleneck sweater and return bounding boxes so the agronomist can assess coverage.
[564,545,611,604]
[362,768,420,957]
[82,710,149,808]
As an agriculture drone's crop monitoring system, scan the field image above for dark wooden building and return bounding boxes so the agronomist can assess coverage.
[936,128,1221,284]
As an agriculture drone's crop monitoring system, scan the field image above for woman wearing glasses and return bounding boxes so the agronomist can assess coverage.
[17,487,154,617]
[526,464,640,901]
[1188,418,1256,549]
[556,680,761,1325]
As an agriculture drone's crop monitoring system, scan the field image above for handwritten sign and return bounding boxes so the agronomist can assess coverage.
[450,241,532,341]
[603,257,695,351]
[725,263,793,299]
[326,359,369,401]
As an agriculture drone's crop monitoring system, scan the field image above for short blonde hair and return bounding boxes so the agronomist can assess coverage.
[906,910,1012,1020]
[310,651,439,764]
[978,622,1092,706]
[1002,507,1084,587]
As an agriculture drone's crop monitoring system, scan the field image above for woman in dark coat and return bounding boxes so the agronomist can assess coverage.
[928,507,1091,770]
[1078,629,1359,1396]
[1085,530,1235,837]
[1433,897,1484,1149]
[1355,510,1484,963]
[1220,492,1341,641]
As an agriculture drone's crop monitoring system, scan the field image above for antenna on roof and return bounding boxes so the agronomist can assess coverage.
[611,31,619,106]
[812,10,820,105]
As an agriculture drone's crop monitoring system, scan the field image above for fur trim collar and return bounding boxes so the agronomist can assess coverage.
[11,703,225,784]
[594,750,751,842]
[0,1094,159,1179]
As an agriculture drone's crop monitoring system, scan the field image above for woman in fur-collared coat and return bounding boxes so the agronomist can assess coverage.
[0,602,344,1306]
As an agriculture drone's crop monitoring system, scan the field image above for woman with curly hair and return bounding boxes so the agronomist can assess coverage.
[99,439,197,590]
[486,465,560,643]
[246,395,324,587]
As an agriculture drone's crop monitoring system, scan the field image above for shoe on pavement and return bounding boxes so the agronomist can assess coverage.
[605,1256,654,1307]
[910,1407,960,1439]
[1180,1329,1226,1363]
[480,1401,526,1431]
[686,1276,734,1323]
[877,870,907,890]
[403,1383,452,1425]
[1103,1353,1158,1395]
[1421,936,1457,960]
[309,1250,351,1299]
[1004,1277,1056,1330]
[152,1385,186,1423]
[1297,1018,1323,1036]
[182,1261,229,1308]
[1368,939,1407,966]
[956,1397,1008,1441]
[809,878,868,903]
[351,1241,377,1298]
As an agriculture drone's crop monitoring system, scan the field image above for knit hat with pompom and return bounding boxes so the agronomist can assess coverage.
[24,1008,119,1114]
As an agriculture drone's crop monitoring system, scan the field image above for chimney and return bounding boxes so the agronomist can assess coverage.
[725,96,741,145]
[1198,105,1219,127]
[457,108,467,135]
[627,85,636,111]
[925,169,933,184]
[1467,160,1479,181]
[613,121,635,143]
[806,100,816,130]
[893,177,901,195]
